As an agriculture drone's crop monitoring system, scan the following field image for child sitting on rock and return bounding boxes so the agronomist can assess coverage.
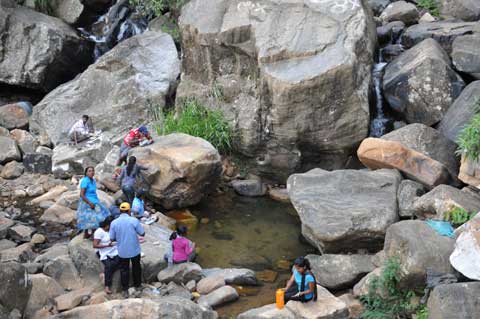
[131,190,157,225]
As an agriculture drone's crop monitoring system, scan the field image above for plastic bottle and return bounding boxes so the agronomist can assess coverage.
[276,289,285,309]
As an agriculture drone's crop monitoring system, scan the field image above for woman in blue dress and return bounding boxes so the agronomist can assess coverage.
[77,166,110,238]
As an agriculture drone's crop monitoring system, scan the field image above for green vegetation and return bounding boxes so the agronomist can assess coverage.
[444,206,477,227]
[34,0,55,15]
[415,305,429,319]
[456,99,480,160]
[360,257,423,319]
[129,0,185,18]
[210,81,225,102]
[152,99,234,154]
[416,0,440,17]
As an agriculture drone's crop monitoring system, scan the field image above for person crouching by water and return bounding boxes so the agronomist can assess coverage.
[283,257,317,303]
[166,226,196,264]
[115,156,147,204]
[77,167,110,239]
[109,202,145,298]
[93,216,119,294]
[68,115,91,145]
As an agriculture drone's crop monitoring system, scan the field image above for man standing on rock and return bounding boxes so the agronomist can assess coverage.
[109,202,145,298]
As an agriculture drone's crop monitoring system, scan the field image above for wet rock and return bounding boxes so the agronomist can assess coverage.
[439,0,480,21]
[0,103,30,130]
[0,217,15,239]
[0,262,32,316]
[397,180,426,218]
[383,39,464,126]
[338,293,364,319]
[0,1,92,91]
[353,268,383,297]
[31,31,179,145]
[401,21,478,54]
[268,188,290,203]
[8,224,35,242]
[25,274,64,319]
[0,239,16,251]
[157,262,204,285]
[384,220,455,289]
[9,129,37,155]
[231,180,267,197]
[30,234,46,245]
[231,254,271,270]
[450,218,480,280]
[357,138,451,187]
[23,153,52,174]
[198,285,238,308]
[203,268,257,286]
[196,276,226,295]
[307,254,375,290]
[412,185,480,220]
[44,255,84,290]
[0,136,21,164]
[29,185,68,206]
[55,287,93,312]
[178,0,376,178]
[53,297,218,319]
[131,134,222,209]
[40,204,76,225]
[0,161,24,179]
[427,282,480,319]
[287,168,401,253]
[452,34,480,79]
[368,0,391,16]
[379,1,419,25]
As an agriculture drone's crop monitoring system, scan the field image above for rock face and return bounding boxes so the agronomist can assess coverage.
[197,285,239,308]
[40,204,76,225]
[0,103,29,130]
[67,235,103,287]
[458,155,480,188]
[287,168,401,253]
[427,282,480,319]
[439,0,480,21]
[178,0,376,178]
[0,0,92,91]
[0,262,32,315]
[383,220,455,289]
[450,218,480,280]
[379,1,419,25]
[452,35,480,79]
[397,180,426,218]
[438,81,480,142]
[383,39,464,126]
[0,136,21,164]
[401,21,478,54]
[157,262,203,285]
[358,138,451,188]
[23,153,52,174]
[25,274,65,318]
[412,185,480,220]
[307,254,375,290]
[31,31,180,145]
[130,134,222,209]
[53,297,218,319]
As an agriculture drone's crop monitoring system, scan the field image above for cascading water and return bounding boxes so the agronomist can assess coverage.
[369,54,390,137]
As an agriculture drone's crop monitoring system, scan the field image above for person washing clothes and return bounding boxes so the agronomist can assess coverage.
[165,226,196,264]
[117,125,153,166]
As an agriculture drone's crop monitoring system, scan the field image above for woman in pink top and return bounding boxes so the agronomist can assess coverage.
[170,226,196,264]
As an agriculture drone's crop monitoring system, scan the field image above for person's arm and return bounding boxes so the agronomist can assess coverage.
[116,168,125,184]
[284,274,295,291]
[93,238,113,249]
[135,220,145,236]
[80,187,95,209]
[300,281,315,297]
[109,225,116,241]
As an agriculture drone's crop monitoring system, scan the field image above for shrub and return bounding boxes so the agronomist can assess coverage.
[456,100,480,160]
[444,206,477,227]
[152,99,234,154]
[129,0,185,18]
[415,305,428,319]
[360,257,420,319]
[416,0,440,17]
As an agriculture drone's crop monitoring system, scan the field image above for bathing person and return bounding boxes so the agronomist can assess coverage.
[109,202,145,298]
[77,166,110,238]
[117,125,153,166]
[115,156,147,204]
[168,226,196,264]
[68,115,91,144]
[283,256,317,303]
[93,216,119,294]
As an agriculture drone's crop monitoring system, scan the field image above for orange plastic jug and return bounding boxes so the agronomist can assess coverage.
[276,289,285,309]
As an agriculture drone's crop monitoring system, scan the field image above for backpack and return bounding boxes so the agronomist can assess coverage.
[300,271,318,302]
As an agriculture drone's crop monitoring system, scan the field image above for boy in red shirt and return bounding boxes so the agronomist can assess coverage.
[116,125,153,166]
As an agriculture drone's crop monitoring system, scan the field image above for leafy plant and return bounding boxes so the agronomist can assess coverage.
[154,98,234,154]
[415,305,428,319]
[456,99,480,160]
[416,0,440,17]
[34,0,55,15]
[444,206,477,227]
[360,257,420,319]
[129,0,185,18]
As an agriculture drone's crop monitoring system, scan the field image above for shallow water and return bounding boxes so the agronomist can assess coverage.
[187,191,316,317]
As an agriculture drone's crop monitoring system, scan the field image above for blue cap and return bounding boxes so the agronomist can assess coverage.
[139,125,148,135]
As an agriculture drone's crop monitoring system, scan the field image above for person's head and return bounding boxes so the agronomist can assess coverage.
[84,166,95,179]
[119,202,131,214]
[294,256,311,274]
[136,189,145,200]
[138,125,149,136]
[82,115,89,124]
[99,216,114,231]
[126,156,137,176]
[176,225,188,236]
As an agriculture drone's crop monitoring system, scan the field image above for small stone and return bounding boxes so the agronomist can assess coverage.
[30,234,46,245]
[231,179,267,197]
[186,280,196,292]
[276,259,291,270]
[0,161,24,179]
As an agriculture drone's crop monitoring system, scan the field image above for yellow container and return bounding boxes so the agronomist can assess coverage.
[276,289,285,309]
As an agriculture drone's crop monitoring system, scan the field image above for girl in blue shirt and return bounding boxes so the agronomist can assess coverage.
[283,257,317,303]
[77,166,110,238]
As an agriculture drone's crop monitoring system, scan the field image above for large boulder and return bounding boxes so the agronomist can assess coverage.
[34,243,69,265]
[401,21,479,54]
[450,218,480,280]
[52,297,218,319]
[40,204,76,225]
[438,81,480,143]
[412,185,480,220]
[9,129,37,155]
[67,235,103,287]
[452,35,480,79]
[43,255,84,290]
[139,223,172,282]
[438,0,480,21]
[0,262,32,315]
[130,134,222,209]
[379,1,419,25]
[0,102,30,130]
[287,168,401,253]
[177,0,376,178]
[197,285,239,308]
[25,274,64,318]
[0,136,21,164]
[196,276,226,295]
[157,262,204,285]
[0,0,92,91]
[202,268,257,286]
[31,31,180,145]
[383,39,464,126]
[383,220,455,289]
[307,254,376,290]
[427,282,480,319]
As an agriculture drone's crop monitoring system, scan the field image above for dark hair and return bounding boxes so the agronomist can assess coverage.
[136,189,144,198]
[169,225,188,240]
[82,115,89,121]
[99,216,114,229]
[294,257,311,270]
[84,166,94,180]
[126,156,136,176]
